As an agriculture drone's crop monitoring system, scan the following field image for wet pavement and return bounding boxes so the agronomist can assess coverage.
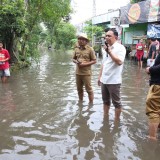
[0,48,160,160]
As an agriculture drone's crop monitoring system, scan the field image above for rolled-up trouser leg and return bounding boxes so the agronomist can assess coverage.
[146,85,160,123]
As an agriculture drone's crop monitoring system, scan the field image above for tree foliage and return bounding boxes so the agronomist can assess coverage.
[0,0,73,64]
[53,22,76,49]
[0,0,25,61]
[130,0,145,4]
[83,20,103,41]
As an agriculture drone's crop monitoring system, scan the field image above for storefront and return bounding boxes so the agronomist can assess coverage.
[120,0,160,45]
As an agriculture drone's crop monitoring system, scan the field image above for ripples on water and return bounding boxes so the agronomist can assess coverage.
[0,50,160,160]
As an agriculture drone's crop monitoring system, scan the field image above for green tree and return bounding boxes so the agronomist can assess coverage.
[83,20,103,41]
[42,0,72,47]
[0,0,72,63]
[21,0,72,59]
[0,0,25,61]
[130,0,145,3]
[53,22,76,49]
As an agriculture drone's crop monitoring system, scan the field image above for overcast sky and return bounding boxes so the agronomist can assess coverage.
[71,0,130,25]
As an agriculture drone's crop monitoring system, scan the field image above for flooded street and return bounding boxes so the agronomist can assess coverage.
[0,49,160,160]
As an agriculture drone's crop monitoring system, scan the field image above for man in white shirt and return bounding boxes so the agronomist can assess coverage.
[98,29,126,121]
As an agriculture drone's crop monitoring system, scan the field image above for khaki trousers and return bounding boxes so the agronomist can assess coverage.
[146,85,160,123]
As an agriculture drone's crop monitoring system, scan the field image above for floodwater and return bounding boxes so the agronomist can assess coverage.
[0,49,160,160]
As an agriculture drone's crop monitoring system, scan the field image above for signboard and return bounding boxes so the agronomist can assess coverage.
[120,0,160,24]
[147,24,160,38]
[111,17,120,26]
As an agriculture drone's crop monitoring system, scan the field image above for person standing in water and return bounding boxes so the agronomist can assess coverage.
[145,49,160,140]
[98,29,126,121]
[72,33,96,103]
[0,42,11,83]
[136,39,145,68]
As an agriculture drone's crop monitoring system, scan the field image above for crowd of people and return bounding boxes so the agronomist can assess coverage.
[135,37,159,68]
[135,37,160,139]
[1,28,160,141]
[72,29,160,141]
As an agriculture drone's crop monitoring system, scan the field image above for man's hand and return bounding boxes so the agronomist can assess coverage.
[103,45,108,52]
[78,62,85,67]
[73,59,81,64]
[104,43,111,54]
[98,79,101,86]
[145,67,150,74]
[107,46,112,55]
[78,60,96,68]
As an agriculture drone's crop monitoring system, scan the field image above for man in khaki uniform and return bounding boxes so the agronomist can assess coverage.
[72,33,96,103]
[145,51,160,140]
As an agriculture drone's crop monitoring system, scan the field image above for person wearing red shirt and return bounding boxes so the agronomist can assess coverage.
[0,42,10,83]
[136,39,145,68]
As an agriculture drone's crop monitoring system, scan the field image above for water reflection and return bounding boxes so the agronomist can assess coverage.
[97,117,118,160]
[0,50,160,160]
[68,103,95,159]
[0,84,16,113]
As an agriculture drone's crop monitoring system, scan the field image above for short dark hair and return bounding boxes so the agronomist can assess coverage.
[150,38,156,41]
[109,28,118,37]
[104,28,110,33]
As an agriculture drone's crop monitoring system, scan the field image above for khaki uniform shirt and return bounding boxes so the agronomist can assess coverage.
[73,45,96,75]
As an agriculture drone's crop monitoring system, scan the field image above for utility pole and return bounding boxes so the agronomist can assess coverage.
[93,0,96,17]
[92,0,96,47]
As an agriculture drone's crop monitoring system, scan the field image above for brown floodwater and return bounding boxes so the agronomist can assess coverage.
[0,49,160,160]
